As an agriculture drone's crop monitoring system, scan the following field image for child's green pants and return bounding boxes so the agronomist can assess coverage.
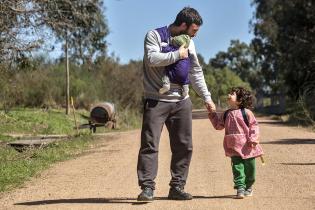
[231,156,256,189]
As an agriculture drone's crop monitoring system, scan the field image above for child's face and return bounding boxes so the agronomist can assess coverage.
[227,92,240,108]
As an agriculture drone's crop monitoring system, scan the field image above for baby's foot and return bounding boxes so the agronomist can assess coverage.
[181,85,189,97]
[159,84,170,94]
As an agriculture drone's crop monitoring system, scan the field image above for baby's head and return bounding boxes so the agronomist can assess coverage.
[227,87,253,109]
[171,34,190,48]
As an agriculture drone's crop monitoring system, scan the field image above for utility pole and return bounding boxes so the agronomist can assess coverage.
[65,31,70,115]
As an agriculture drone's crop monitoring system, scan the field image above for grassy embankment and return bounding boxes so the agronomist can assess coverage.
[0,108,141,192]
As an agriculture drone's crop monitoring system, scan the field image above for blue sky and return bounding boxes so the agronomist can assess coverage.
[105,0,255,64]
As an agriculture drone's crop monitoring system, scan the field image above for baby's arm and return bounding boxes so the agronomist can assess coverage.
[208,112,225,130]
[246,109,259,146]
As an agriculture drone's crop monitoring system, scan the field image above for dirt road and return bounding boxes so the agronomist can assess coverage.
[1,115,314,210]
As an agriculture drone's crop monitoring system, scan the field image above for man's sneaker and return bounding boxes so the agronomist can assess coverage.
[244,188,253,197]
[236,188,245,199]
[168,186,193,200]
[137,187,154,201]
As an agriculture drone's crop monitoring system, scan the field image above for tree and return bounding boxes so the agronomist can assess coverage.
[209,40,264,91]
[197,53,206,68]
[0,0,43,63]
[0,0,108,64]
[211,67,251,107]
[251,0,315,100]
[36,0,108,114]
[0,1,109,114]
[191,65,251,108]
[37,0,109,63]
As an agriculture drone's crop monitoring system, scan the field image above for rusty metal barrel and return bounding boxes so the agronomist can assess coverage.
[90,102,116,128]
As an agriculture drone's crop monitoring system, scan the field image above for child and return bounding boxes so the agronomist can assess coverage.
[208,87,263,199]
[157,32,191,97]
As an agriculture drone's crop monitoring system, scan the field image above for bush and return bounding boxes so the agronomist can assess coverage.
[287,87,315,127]
[190,67,251,109]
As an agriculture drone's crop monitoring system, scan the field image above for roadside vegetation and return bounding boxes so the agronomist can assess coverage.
[0,107,141,193]
[0,0,314,193]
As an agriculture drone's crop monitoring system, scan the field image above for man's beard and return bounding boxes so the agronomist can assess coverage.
[179,25,189,35]
[179,28,189,35]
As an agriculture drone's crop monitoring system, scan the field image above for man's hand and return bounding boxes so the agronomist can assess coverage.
[179,44,188,59]
[205,100,216,113]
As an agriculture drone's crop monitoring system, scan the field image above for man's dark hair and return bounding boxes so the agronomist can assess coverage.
[230,87,254,109]
[173,7,203,27]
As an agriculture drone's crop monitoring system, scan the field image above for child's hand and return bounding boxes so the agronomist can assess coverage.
[248,142,258,148]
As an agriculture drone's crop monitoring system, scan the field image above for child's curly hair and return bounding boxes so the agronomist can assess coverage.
[230,87,254,109]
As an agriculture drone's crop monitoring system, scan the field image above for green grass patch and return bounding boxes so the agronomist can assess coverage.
[0,134,93,192]
[0,108,142,136]
[0,108,89,136]
[0,107,142,193]
[0,134,13,143]
[113,108,141,131]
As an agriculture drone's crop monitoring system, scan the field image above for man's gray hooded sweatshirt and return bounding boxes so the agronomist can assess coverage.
[143,26,212,102]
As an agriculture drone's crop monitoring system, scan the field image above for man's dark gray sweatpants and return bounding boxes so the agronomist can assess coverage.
[137,98,192,190]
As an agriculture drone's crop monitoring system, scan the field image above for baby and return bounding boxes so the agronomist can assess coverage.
[159,34,191,97]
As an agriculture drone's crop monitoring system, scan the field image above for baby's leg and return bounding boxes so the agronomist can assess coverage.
[182,84,189,97]
[159,75,171,94]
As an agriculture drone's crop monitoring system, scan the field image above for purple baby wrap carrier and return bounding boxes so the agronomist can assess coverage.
[155,26,190,85]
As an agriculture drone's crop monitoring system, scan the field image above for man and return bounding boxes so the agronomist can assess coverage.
[137,7,216,201]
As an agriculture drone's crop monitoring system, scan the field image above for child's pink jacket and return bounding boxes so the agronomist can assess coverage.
[208,109,264,159]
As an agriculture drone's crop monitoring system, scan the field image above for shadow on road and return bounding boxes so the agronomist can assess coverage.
[192,110,208,120]
[193,195,235,199]
[261,138,315,145]
[280,163,315,166]
[258,121,286,125]
[15,198,139,205]
[14,195,235,206]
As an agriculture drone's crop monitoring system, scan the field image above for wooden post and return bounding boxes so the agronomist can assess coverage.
[260,156,265,166]
[71,97,79,134]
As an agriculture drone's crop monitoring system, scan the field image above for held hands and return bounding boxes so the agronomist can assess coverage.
[205,100,216,113]
[179,44,189,59]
